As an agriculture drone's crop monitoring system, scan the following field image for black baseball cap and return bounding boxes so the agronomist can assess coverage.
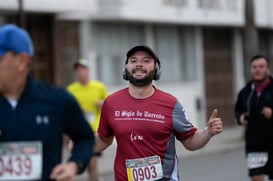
[125,45,160,65]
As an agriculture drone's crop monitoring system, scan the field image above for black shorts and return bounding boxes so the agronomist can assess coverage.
[246,146,273,179]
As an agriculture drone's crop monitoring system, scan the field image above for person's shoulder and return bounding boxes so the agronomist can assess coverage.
[154,88,177,100]
[89,80,107,88]
[32,80,71,101]
[236,81,253,98]
[240,81,253,92]
[66,81,79,91]
[104,87,127,100]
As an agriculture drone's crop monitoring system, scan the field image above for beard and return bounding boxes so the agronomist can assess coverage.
[126,68,155,87]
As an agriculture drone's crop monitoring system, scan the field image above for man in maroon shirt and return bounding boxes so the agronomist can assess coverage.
[95,45,223,181]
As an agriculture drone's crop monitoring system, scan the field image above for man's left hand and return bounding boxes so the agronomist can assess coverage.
[261,106,272,119]
[50,162,78,181]
[207,109,223,137]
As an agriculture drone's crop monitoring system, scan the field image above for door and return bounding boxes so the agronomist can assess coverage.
[27,15,54,83]
[203,28,234,126]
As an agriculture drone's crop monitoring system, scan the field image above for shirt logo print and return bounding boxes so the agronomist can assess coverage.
[131,131,143,141]
[115,111,120,117]
[36,115,49,124]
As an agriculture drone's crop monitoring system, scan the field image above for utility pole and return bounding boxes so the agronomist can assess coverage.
[244,0,259,80]
[18,0,26,28]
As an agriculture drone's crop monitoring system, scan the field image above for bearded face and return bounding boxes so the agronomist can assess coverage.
[126,68,156,87]
[125,50,157,87]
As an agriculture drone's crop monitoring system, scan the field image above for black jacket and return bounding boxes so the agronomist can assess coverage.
[0,75,94,180]
[235,76,273,148]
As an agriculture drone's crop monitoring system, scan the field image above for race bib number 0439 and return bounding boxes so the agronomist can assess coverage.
[0,141,42,180]
[126,155,163,181]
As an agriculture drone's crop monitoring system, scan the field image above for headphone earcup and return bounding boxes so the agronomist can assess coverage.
[153,63,161,80]
[122,68,128,80]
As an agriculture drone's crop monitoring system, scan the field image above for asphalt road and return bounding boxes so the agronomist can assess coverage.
[76,148,271,181]
[179,148,249,181]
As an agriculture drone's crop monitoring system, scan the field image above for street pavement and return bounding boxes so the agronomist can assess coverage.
[71,125,246,180]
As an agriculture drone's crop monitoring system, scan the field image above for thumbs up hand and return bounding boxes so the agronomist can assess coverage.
[207,109,223,137]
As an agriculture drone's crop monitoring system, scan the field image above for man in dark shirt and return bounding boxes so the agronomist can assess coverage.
[0,24,94,180]
[235,54,273,181]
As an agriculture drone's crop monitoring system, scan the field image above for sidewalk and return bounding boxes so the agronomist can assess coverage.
[73,125,245,179]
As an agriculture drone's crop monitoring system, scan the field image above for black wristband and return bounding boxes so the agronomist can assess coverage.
[76,162,85,174]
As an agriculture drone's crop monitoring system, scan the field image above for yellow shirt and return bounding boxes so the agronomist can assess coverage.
[67,80,108,132]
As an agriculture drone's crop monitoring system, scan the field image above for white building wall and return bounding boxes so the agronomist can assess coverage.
[0,0,97,13]
[1,0,271,31]
[0,0,269,127]
[232,29,245,100]
[0,0,272,28]
[79,21,98,80]
[117,0,244,26]
[255,0,273,28]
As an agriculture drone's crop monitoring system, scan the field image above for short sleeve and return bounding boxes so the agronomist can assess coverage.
[172,101,197,141]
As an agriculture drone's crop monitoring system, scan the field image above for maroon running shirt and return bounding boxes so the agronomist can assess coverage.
[98,87,197,180]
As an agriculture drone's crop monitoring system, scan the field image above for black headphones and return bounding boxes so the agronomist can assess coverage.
[122,45,161,81]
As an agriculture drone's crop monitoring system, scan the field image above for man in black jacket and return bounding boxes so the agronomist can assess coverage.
[0,24,94,180]
[235,54,273,181]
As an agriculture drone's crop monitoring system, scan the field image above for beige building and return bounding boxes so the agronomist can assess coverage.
[1,0,273,127]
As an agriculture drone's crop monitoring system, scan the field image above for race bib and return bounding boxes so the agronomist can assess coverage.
[126,155,163,181]
[0,141,42,180]
[247,152,268,169]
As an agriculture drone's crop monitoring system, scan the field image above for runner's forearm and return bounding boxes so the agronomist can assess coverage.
[181,129,211,151]
[94,134,113,153]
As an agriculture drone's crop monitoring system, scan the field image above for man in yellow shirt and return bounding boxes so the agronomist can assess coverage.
[67,58,108,181]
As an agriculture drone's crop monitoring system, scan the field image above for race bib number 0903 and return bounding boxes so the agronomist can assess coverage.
[126,155,163,181]
[0,142,42,180]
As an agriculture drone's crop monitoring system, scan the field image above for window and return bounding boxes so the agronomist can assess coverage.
[154,26,197,82]
[96,23,145,85]
[96,23,197,85]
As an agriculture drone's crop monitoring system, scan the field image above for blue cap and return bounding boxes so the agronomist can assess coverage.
[0,24,34,58]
